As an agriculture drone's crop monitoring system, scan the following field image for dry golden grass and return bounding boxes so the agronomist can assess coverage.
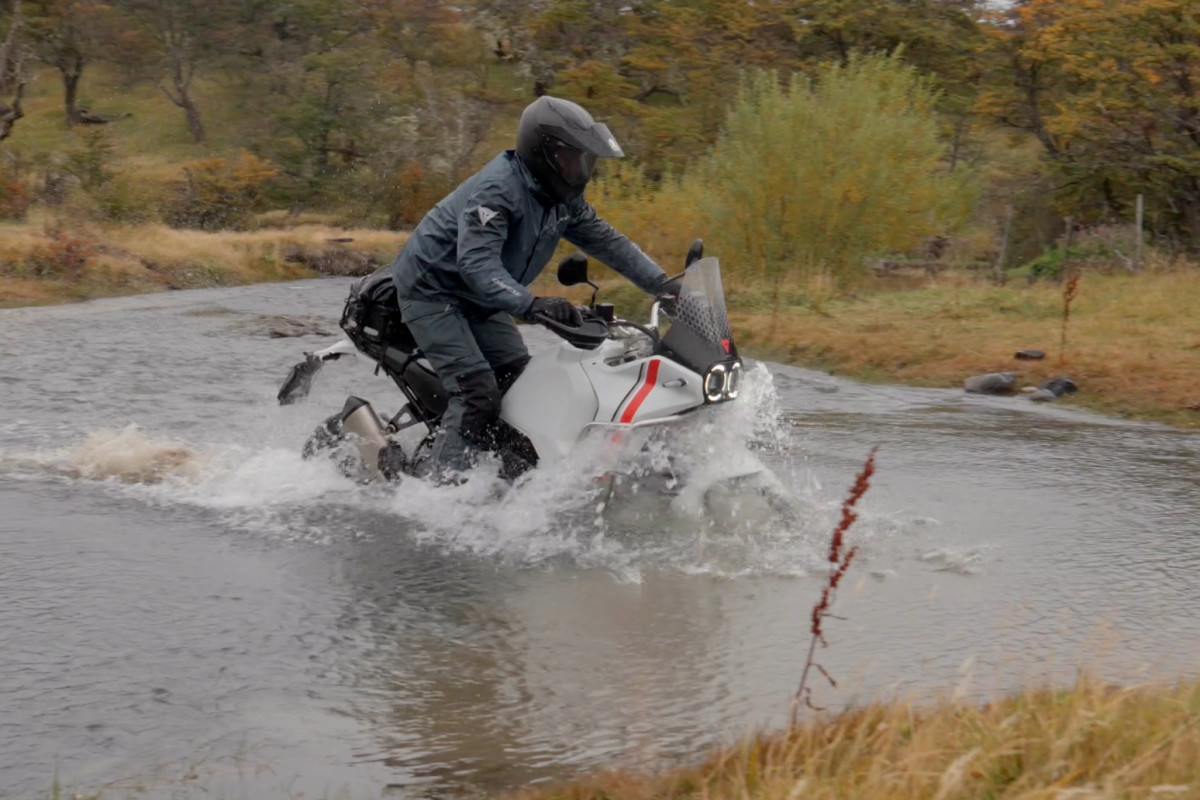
[727,267,1200,428]
[0,219,406,307]
[512,676,1200,800]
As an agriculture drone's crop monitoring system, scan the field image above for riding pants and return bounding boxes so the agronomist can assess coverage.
[397,298,530,477]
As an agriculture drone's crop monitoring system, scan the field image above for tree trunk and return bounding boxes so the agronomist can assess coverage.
[182,93,205,143]
[162,73,206,143]
[0,78,22,141]
[0,0,26,140]
[1180,180,1200,251]
[315,128,330,171]
[161,47,206,144]
[948,111,968,173]
[0,96,21,140]
[62,55,83,126]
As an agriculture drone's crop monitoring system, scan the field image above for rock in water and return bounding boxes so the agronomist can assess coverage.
[1029,388,1058,402]
[1040,376,1078,397]
[964,372,1017,395]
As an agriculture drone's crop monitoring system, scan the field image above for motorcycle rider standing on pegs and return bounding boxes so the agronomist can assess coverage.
[388,96,681,481]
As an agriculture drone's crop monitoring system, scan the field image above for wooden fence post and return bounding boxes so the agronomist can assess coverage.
[995,204,1014,283]
[1135,193,1144,270]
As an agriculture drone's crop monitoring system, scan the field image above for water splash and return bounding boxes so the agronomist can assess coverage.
[0,424,203,484]
[67,425,204,483]
[0,363,920,578]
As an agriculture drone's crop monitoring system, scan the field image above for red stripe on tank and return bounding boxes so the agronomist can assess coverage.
[619,359,660,424]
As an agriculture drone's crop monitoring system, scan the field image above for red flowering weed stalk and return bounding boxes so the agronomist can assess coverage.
[792,446,877,724]
[1060,271,1081,366]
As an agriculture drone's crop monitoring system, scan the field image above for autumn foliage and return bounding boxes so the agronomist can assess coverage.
[161,151,279,231]
[0,0,1199,261]
[981,0,1200,247]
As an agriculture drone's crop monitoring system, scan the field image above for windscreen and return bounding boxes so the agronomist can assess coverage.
[674,257,734,354]
[661,257,737,373]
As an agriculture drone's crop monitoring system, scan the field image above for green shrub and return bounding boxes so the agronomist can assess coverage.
[696,55,976,292]
[1021,248,1068,281]
[64,129,117,191]
[91,175,161,224]
[1015,223,1147,281]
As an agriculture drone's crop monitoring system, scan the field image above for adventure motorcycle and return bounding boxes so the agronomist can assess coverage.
[277,241,744,484]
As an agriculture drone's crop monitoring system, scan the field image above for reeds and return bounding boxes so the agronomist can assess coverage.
[511,676,1200,800]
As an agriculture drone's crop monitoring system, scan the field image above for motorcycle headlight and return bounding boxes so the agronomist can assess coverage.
[703,364,727,403]
[725,361,742,400]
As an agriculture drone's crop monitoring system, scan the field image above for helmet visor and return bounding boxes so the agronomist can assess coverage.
[549,144,598,187]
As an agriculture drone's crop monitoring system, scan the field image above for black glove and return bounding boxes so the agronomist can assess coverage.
[657,276,684,315]
[529,296,583,327]
[657,276,683,300]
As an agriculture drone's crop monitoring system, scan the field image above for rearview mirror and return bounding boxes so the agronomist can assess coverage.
[557,252,589,286]
[685,239,704,268]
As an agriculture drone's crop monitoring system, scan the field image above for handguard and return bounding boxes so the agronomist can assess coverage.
[534,314,610,350]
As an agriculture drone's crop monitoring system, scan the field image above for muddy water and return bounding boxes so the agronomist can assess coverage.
[1,279,1198,798]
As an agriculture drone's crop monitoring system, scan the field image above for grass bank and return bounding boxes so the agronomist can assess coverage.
[0,217,405,307]
[728,269,1200,429]
[2,219,1197,429]
[512,676,1200,800]
[37,677,1200,799]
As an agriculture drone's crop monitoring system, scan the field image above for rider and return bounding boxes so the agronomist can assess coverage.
[389,95,679,480]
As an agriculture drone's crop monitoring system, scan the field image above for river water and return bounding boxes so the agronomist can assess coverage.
[1,279,1197,798]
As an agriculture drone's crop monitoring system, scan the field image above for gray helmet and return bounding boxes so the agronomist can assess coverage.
[516,96,624,203]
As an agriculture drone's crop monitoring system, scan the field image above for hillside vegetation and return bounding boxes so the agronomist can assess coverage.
[0,0,1197,426]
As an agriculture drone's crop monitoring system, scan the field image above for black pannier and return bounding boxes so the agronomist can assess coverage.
[338,270,448,423]
[339,269,418,360]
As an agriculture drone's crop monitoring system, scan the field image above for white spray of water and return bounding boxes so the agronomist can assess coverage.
[0,363,921,578]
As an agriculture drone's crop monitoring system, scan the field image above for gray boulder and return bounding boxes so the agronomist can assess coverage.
[1040,376,1078,397]
[964,372,1017,395]
[1028,388,1058,402]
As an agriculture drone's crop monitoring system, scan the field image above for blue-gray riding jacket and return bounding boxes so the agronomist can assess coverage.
[390,150,667,319]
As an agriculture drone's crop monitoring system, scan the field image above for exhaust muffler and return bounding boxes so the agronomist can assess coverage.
[338,396,389,478]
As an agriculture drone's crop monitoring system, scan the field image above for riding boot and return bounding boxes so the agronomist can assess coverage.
[428,369,502,483]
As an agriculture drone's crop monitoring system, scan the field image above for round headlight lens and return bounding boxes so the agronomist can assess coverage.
[703,364,727,402]
[725,361,742,399]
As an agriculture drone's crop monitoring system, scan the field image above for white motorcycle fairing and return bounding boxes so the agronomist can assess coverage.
[502,340,705,463]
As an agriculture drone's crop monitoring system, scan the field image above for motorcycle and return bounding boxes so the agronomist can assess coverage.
[277,240,745,485]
